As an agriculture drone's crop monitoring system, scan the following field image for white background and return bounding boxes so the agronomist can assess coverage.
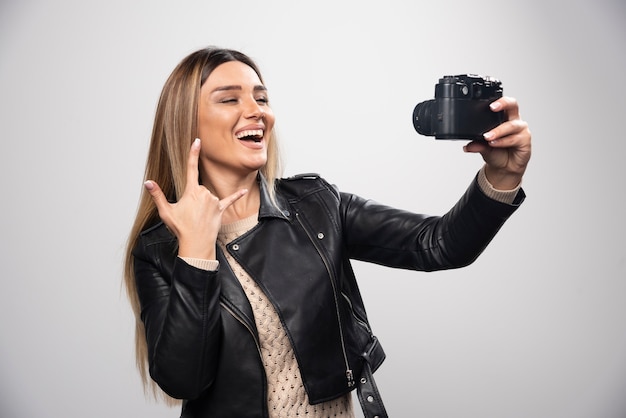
[1,1,625,417]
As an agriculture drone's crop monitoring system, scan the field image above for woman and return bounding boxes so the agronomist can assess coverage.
[123,47,531,418]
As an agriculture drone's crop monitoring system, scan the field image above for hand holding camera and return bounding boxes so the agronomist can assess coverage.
[413,74,532,190]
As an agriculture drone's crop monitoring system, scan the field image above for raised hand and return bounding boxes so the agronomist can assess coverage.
[464,97,532,190]
[143,138,248,259]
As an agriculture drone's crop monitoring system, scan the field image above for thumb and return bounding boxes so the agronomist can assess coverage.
[144,180,170,213]
[219,188,249,211]
[463,140,489,154]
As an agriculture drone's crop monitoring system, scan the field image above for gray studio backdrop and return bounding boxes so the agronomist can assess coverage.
[1,0,625,417]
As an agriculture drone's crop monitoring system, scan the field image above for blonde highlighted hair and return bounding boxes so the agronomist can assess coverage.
[123,47,282,402]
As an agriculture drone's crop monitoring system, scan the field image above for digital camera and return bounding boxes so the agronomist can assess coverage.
[413,74,504,140]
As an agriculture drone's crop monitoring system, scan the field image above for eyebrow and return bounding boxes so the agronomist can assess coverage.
[210,85,267,94]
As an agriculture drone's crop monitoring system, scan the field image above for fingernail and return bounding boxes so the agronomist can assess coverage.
[193,138,201,147]
[490,102,502,111]
[144,180,154,190]
[483,132,495,140]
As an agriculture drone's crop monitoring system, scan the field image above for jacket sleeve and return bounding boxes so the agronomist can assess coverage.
[340,175,525,271]
[132,233,222,399]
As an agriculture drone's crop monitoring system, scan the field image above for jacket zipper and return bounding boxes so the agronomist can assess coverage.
[342,292,372,334]
[221,301,272,417]
[220,301,263,359]
[295,212,355,388]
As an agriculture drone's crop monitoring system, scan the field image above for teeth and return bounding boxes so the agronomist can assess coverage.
[236,129,264,139]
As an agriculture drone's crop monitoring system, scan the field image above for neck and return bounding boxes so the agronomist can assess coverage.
[202,171,261,224]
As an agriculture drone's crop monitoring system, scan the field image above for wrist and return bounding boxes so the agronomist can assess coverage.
[483,165,523,190]
[179,256,219,271]
[178,241,216,260]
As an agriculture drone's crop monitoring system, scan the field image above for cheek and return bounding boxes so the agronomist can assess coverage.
[197,112,213,137]
[198,112,232,139]
[265,112,276,131]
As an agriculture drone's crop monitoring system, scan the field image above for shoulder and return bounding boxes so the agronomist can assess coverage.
[275,173,340,202]
[133,222,177,259]
[132,221,177,265]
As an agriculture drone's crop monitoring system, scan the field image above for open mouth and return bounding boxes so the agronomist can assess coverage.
[236,129,264,143]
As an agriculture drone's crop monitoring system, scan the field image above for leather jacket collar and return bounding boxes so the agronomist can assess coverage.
[257,172,291,221]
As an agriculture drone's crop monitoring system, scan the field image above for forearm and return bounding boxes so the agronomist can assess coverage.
[343,175,524,271]
[134,255,222,399]
[476,165,521,204]
[434,175,524,267]
[483,164,524,192]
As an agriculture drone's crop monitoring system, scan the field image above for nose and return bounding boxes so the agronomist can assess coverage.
[243,97,264,120]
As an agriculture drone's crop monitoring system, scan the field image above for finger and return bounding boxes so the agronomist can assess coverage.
[218,189,249,211]
[484,118,527,143]
[485,132,531,155]
[185,138,202,191]
[491,96,520,120]
[144,180,170,213]
[485,132,526,149]
[463,140,490,154]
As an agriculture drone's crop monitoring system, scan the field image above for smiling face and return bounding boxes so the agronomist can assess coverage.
[197,60,275,183]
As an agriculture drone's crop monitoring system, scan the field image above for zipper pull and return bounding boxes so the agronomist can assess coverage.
[346,369,355,387]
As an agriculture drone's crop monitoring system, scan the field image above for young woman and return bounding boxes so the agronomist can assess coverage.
[123,47,531,418]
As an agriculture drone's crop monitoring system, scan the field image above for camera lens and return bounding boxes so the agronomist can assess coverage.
[413,100,434,136]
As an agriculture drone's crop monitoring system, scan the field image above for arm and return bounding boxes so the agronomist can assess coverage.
[135,139,246,399]
[133,235,222,399]
[342,96,530,270]
[341,176,524,271]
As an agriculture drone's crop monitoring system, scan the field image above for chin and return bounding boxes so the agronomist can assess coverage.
[243,160,267,173]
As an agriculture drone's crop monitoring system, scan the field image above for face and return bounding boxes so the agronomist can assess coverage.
[197,60,275,182]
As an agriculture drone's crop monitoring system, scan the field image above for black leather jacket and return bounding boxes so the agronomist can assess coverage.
[133,173,524,417]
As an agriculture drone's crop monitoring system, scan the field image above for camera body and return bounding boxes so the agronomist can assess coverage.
[413,74,504,140]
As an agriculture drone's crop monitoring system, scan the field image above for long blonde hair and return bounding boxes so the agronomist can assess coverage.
[123,47,282,402]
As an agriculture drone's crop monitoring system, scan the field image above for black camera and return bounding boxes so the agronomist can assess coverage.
[413,74,504,140]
